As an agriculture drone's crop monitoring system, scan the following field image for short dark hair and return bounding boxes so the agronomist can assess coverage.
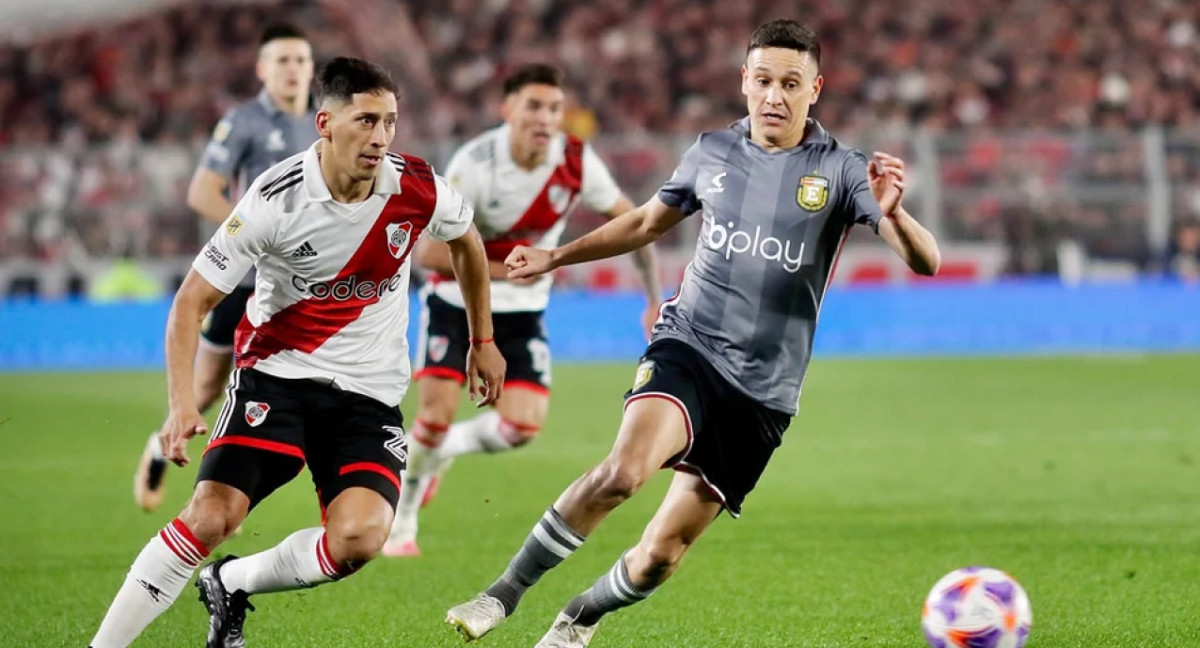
[503,64,564,96]
[315,57,398,104]
[747,19,821,65]
[259,23,308,48]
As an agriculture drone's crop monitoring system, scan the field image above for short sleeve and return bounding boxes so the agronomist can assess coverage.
[192,188,273,293]
[840,151,885,233]
[200,107,254,179]
[656,135,704,216]
[425,174,475,242]
[579,144,622,213]
[442,146,483,211]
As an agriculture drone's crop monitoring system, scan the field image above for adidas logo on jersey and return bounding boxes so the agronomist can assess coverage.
[291,241,318,258]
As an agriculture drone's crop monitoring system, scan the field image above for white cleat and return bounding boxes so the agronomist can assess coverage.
[534,612,599,648]
[381,530,420,557]
[445,593,507,642]
[383,507,420,558]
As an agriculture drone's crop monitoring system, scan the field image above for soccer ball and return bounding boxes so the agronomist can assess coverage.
[921,567,1032,648]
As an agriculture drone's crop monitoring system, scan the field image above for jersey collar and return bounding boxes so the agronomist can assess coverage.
[734,117,830,148]
[256,89,282,116]
[257,88,317,117]
[302,141,403,203]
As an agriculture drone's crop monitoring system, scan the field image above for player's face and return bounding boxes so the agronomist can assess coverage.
[503,84,565,155]
[741,48,823,149]
[317,91,398,182]
[257,38,314,101]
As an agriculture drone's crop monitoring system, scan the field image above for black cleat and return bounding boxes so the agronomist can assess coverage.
[134,433,169,511]
[196,556,255,648]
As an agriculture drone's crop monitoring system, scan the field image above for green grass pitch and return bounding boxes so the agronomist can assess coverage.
[1,356,1198,647]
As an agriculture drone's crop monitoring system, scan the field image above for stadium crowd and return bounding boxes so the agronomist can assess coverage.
[1,0,1199,281]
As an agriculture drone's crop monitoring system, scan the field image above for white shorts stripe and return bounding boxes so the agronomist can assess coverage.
[210,369,241,441]
[623,392,694,465]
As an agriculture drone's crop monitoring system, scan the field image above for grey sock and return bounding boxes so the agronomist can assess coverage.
[486,507,584,614]
[562,552,656,626]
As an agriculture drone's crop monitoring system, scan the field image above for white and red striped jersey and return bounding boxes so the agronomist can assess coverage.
[428,124,622,313]
[192,141,473,406]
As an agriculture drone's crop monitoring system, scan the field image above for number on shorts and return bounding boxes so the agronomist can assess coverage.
[527,339,552,386]
[382,425,408,464]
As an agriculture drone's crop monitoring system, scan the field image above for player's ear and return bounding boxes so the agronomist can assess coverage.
[740,65,750,97]
[315,109,332,139]
[255,56,268,84]
[500,94,515,122]
[810,74,824,105]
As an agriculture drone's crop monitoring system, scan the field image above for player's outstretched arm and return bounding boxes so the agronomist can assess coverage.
[602,195,663,338]
[162,269,227,466]
[869,151,941,276]
[879,207,940,276]
[414,236,531,283]
[445,224,505,407]
[506,196,685,280]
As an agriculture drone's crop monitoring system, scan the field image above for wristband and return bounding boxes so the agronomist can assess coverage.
[470,337,495,346]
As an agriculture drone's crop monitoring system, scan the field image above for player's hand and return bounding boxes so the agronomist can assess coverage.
[505,246,555,280]
[466,340,505,408]
[508,274,542,286]
[160,407,208,467]
[868,151,906,217]
[641,301,661,341]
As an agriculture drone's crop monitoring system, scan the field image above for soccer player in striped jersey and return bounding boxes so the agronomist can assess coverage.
[443,20,940,647]
[89,57,505,648]
[383,64,661,557]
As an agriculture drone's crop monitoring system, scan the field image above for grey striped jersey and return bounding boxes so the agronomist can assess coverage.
[654,118,885,415]
[200,89,319,195]
[199,89,318,285]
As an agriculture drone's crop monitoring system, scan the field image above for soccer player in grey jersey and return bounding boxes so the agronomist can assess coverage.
[134,24,319,513]
[444,19,941,647]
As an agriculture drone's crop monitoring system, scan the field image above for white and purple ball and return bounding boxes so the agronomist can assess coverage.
[921,566,1032,648]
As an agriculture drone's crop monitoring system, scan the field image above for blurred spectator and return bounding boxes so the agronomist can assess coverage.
[2,0,1200,287]
[1162,219,1200,283]
[3,0,1200,145]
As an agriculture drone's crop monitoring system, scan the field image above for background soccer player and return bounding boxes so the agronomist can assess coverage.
[383,64,661,557]
[134,23,319,512]
[89,57,504,648]
[443,19,940,648]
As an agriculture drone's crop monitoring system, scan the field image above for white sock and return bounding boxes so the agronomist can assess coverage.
[90,519,208,648]
[391,473,428,539]
[388,420,450,541]
[220,528,347,594]
[440,411,525,458]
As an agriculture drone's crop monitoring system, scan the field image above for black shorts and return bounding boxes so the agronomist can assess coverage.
[624,339,791,517]
[200,286,254,352]
[196,367,408,515]
[415,292,551,392]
